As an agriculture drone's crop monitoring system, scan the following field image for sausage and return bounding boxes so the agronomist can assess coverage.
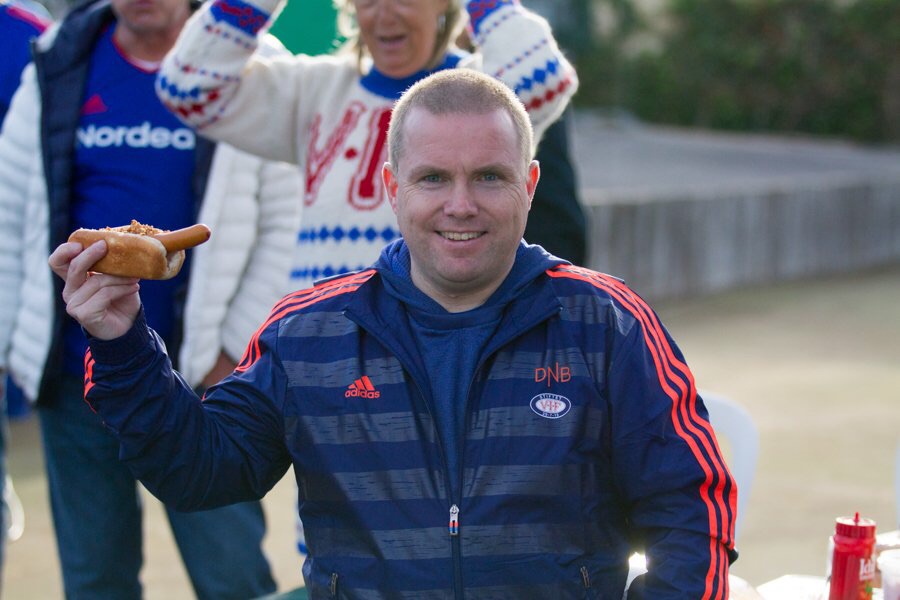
[67,220,211,280]
[153,224,211,253]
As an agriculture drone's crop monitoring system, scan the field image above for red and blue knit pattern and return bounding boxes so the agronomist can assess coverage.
[209,0,270,37]
[291,224,399,281]
[467,0,519,35]
[512,57,576,112]
[157,67,230,129]
[510,56,560,96]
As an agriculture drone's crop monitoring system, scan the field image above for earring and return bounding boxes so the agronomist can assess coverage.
[438,14,446,33]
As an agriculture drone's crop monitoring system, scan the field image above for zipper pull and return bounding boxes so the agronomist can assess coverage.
[449,504,459,536]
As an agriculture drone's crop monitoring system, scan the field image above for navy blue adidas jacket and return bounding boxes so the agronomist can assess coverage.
[84,241,737,599]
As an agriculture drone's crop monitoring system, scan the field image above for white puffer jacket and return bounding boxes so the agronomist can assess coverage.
[0,33,301,399]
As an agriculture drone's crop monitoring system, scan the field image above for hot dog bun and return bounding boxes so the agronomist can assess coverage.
[67,220,211,280]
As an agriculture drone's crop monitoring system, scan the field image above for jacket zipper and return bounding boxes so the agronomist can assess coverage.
[450,372,481,599]
[447,319,560,599]
[581,565,591,589]
[449,504,459,535]
[346,304,562,600]
[330,572,338,597]
[404,379,460,596]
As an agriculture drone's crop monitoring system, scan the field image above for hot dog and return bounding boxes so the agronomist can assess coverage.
[67,220,211,280]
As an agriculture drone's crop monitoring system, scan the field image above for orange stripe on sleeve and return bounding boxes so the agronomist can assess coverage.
[83,351,97,412]
[600,279,728,600]
[548,266,734,599]
[236,271,376,373]
[600,274,736,545]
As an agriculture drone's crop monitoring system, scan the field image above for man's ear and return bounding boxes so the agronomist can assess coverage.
[382,162,399,213]
[526,160,540,207]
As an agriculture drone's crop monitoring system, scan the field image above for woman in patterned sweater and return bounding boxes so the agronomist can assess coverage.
[157,0,577,290]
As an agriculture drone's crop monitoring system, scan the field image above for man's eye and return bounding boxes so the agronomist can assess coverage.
[422,174,443,183]
[480,173,499,182]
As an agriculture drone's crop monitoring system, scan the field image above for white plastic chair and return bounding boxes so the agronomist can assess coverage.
[895,442,899,528]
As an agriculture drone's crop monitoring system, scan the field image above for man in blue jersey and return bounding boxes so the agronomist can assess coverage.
[0,0,303,597]
[50,69,737,598]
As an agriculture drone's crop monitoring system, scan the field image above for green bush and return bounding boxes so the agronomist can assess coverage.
[571,0,900,142]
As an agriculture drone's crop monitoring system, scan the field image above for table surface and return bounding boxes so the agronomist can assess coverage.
[755,530,899,600]
[757,574,884,600]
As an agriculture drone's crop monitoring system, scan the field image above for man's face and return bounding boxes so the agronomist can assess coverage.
[383,107,539,308]
[111,0,190,35]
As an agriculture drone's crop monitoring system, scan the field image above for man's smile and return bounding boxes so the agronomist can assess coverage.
[440,231,483,241]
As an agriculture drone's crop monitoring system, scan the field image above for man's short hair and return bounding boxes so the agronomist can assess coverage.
[388,69,534,169]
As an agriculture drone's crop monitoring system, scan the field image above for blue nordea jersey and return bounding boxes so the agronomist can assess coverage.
[63,25,196,375]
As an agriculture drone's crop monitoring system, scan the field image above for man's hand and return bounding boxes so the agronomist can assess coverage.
[48,241,141,341]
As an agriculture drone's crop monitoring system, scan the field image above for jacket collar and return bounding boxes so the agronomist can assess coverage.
[341,264,564,388]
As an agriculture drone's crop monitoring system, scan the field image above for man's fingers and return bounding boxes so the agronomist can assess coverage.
[63,266,137,307]
[64,279,139,322]
[49,239,107,283]
[48,241,85,279]
[51,240,140,340]
[56,241,114,303]
[68,240,108,278]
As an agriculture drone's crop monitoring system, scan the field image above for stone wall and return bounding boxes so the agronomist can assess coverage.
[583,174,900,301]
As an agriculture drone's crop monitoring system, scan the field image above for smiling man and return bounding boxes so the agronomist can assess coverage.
[50,69,737,599]
[382,70,540,311]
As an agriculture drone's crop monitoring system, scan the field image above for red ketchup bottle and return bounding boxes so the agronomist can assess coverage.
[828,512,877,600]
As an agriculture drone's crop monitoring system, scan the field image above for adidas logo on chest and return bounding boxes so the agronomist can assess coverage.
[345,375,380,399]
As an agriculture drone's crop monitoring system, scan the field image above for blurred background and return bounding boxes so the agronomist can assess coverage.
[533,0,900,143]
[7,0,900,596]
[31,0,900,143]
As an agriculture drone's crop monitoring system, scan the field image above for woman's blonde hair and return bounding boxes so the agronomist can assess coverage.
[333,0,464,73]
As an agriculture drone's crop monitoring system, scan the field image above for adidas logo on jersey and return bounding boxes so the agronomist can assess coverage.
[345,376,380,399]
[77,122,196,150]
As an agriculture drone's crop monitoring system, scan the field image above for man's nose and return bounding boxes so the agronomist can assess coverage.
[443,183,478,217]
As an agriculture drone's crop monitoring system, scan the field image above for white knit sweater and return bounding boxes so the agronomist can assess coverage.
[157,0,578,289]
[0,31,302,398]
